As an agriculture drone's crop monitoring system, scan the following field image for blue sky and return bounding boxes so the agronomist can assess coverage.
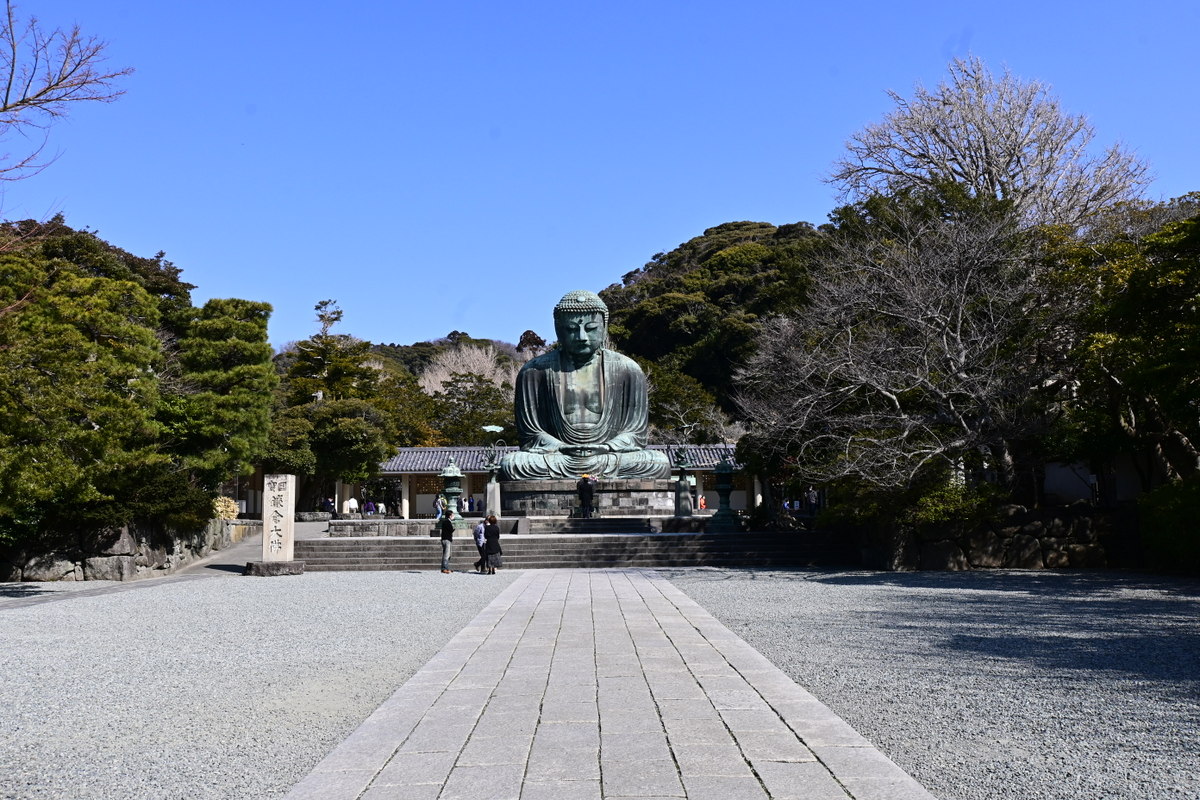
[4,0,1197,350]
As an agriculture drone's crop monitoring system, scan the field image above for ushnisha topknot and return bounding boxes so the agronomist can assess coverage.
[553,290,609,326]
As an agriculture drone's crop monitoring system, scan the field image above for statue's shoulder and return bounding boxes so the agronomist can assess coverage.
[601,348,644,374]
[519,350,562,374]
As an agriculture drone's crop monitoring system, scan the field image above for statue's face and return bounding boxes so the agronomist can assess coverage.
[556,311,605,363]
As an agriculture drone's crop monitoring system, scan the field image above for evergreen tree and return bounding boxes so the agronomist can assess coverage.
[429,373,516,446]
[164,298,277,488]
[0,222,277,550]
[284,300,379,405]
[0,254,164,545]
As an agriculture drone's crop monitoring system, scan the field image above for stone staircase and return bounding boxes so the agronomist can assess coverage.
[519,517,660,534]
[294,531,858,572]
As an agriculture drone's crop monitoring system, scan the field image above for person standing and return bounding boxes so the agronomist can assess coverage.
[439,511,455,573]
[434,494,445,519]
[483,514,502,574]
[347,496,360,516]
[576,474,595,518]
[472,517,487,573]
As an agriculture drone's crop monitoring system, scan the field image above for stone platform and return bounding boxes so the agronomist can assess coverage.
[501,479,676,517]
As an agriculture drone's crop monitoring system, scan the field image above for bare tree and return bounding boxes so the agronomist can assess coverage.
[419,343,519,395]
[648,397,745,446]
[736,199,1053,489]
[829,56,1148,229]
[1,1,132,180]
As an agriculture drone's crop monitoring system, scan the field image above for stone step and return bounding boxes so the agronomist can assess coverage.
[294,532,856,571]
[306,531,787,543]
[296,542,808,558]
[299,537,789,550]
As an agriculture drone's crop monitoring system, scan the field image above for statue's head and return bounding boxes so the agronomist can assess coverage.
[554,290,608,364]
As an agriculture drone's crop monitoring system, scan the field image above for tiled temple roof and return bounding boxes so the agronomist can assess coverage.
[379,444,740,474]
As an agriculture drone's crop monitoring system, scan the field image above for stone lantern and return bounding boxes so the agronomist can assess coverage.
[440,456,464,520]
[707,455,740,533]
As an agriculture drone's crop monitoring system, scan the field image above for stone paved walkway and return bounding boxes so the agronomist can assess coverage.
[285,569,935,800]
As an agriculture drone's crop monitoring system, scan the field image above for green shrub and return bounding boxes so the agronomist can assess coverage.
[1140,476,1200,573]
[900,482,1002,529]
[819,477,1001,532]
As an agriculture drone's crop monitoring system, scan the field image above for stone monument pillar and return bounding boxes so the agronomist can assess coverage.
[245,474,305,576]
[674,471,694,517]
[486,472,502,519]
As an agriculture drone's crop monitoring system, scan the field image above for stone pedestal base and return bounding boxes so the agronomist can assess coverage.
[244,560,306,577]
[707,510,741,533]
[501,479,676,517]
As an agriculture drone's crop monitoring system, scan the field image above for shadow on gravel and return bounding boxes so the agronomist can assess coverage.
[660,567,1200,690]
[199,564,248,575]
[0,583,55,598]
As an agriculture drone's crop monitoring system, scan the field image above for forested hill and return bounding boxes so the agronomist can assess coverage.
[599,219,826,406]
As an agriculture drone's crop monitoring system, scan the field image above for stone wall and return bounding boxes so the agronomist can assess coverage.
[1,519,262,582]
[329,519,435,537]
[872,502,1129,571]
[501,479,676,516]
[660,516,713,533]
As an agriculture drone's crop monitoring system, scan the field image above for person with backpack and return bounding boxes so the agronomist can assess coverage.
[472,518,487,573]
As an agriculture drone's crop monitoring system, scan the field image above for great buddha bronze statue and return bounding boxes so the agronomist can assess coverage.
[500,290,671,481]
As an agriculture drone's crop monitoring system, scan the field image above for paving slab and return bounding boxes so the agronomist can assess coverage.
[284,569,936,799]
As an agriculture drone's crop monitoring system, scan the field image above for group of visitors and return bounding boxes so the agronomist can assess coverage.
[434,494,480,519]
[782,487,821,515]
[438,512,502,574]
[322,496,390,517]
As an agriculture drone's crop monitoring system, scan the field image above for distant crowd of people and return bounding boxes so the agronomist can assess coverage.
[318,496,394,516]
[315,492,495,520]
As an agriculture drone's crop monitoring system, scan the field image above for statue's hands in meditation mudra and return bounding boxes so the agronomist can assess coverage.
[500,290,671,481]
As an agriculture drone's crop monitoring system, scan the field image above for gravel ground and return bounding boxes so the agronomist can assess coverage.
[663,567,1200,800]
[3,567,1197,800]
[0,569,517,800]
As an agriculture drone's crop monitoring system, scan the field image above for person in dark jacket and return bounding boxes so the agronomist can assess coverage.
[483,514,502,574]
[439,512,455,573]
[577,474,595,518]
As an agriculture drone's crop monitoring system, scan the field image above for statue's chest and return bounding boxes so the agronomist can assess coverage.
[561,364,603,420]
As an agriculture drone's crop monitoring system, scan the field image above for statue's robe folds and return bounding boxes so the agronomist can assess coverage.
[500,349,671,481]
